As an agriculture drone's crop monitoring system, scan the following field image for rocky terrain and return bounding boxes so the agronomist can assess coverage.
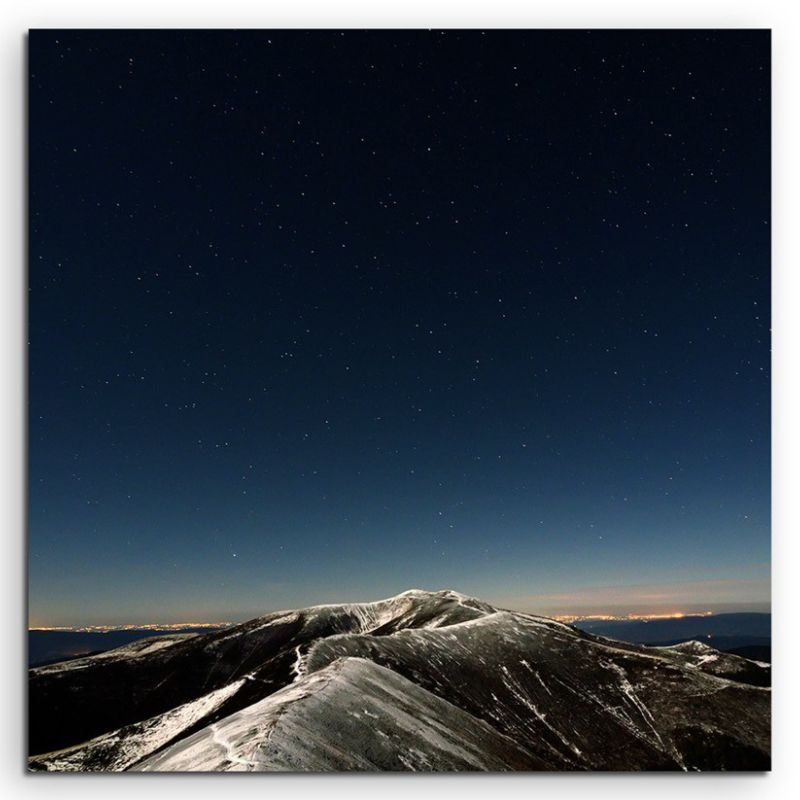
[28,589,771,772]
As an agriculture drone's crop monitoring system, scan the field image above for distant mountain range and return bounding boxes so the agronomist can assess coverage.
[572,613,771,663]
[28,590,770,772]
[28,626,230,668]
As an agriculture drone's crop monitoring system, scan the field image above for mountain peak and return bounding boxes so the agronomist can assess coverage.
[29,589,771,772]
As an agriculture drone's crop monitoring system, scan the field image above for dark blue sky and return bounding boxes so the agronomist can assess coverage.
[28,30,770,625]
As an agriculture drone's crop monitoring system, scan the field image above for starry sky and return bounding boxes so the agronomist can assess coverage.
[28,30,770,626]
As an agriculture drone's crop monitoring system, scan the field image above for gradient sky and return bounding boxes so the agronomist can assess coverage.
[28,30,770,626]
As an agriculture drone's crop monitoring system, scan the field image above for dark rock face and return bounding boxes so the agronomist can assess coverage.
[28,590,770,772]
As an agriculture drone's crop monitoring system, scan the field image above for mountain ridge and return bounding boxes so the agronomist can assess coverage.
[28,588,770,772]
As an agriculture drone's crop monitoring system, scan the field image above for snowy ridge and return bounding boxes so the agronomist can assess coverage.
[28,679,246,772]
[29,589,771,772]
[30,632,198,675]
[653,639,771,682]
[133,658,542,772]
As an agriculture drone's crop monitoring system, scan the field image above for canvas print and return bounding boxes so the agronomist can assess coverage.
[28,29,771,772]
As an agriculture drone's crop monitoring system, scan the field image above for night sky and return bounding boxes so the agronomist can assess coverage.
[28,30,770,626]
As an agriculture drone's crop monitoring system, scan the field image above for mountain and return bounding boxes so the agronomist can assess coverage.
[28,626,230,668]
[570,614,772,668]
[28,589,770,772]
[572,613,770,646]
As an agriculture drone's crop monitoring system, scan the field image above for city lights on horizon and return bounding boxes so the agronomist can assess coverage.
[29,621,233,633]
[29,610,719,632]
[552,610,715,624]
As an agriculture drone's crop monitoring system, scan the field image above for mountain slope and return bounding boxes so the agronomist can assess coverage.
[134,658,546,771]
[28,589,770,772]
[305,609,770,770]
[28,589,488,757]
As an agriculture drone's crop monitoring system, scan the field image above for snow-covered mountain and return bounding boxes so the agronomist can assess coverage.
[28,589,770,772]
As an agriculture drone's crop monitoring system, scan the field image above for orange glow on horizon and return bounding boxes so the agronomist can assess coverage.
[553,610,713,624]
